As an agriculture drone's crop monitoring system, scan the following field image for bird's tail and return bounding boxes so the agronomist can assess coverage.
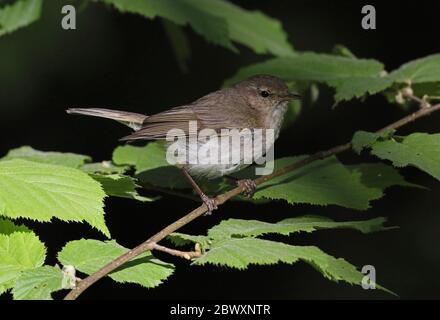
[66,108,147,131]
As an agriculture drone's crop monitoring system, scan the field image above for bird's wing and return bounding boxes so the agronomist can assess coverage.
[120,89,260,141]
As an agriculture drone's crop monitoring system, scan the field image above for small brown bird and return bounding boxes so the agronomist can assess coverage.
[67,75,299,213]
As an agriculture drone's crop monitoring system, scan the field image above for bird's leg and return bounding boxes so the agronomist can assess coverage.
[237,179,257,198]
[224,175,257,198]
[180,167,217,214]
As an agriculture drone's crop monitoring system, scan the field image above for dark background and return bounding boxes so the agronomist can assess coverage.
[1,0,439,299]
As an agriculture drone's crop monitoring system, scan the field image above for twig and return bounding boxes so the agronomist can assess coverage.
[64,101,440,300]
[401,88,431,109]
[152,243,202,260]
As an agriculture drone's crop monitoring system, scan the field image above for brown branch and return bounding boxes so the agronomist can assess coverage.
[64,101,440,300]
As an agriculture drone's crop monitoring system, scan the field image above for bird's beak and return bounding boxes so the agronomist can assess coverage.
[287,92,301,100]
[286,92,301,100]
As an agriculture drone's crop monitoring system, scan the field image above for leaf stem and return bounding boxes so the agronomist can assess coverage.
[64,101,440,300]
[139,182,200,202]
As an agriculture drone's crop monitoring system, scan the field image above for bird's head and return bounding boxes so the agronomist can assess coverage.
[234,74,300,110]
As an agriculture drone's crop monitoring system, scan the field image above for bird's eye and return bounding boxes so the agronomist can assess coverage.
[260,90,270,98]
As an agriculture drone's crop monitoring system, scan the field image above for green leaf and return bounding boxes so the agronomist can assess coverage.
[194,237,390,293]
[225,53,384,84]
[351,130,395,154]
[332,44,356,58]
[352,131,383,154]
[90,173,156,202]
[137,166,190,189]
[58,239,174,289]
[390,54,440,84]
[241,156,381,210]
[412,82,440,99]
[0,0,42,37]
[1,146,91,168]
[98,0,235,51]
[331,76,392,103]
[368,133,440,181]
[207,216,391,239]
[0,231,46,295]
[184,0,294,57]
[11,266,63,300]
[227,53,440,103]
[171,216,394,294]
[0,218,31,235]
[113,142,168,174]
[81,161,128,174]
[225,53,391,103]
[195,237,298,268]
[98,0,294,56]
[235,158,419,210]
[0,159,109,237]
[348,163,423,191]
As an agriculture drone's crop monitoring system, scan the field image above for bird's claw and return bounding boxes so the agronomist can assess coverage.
[201,194,217,215]
[237,179,257,198]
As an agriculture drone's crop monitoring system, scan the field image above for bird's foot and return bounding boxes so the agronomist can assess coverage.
[201,194,218,215]
[237,179,257,198]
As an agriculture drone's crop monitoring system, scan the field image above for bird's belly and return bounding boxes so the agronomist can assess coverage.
[167,132,271,179]
[187,162,249,179]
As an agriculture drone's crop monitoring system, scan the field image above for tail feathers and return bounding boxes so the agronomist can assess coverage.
[66,108,147,131]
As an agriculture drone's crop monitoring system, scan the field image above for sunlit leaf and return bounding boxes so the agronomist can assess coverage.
[58,239,174,288]
[0,231,46,294]
[0,159,109,237]
[12,266,63,300]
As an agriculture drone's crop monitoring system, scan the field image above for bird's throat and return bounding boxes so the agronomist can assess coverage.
[268,101,289,140]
